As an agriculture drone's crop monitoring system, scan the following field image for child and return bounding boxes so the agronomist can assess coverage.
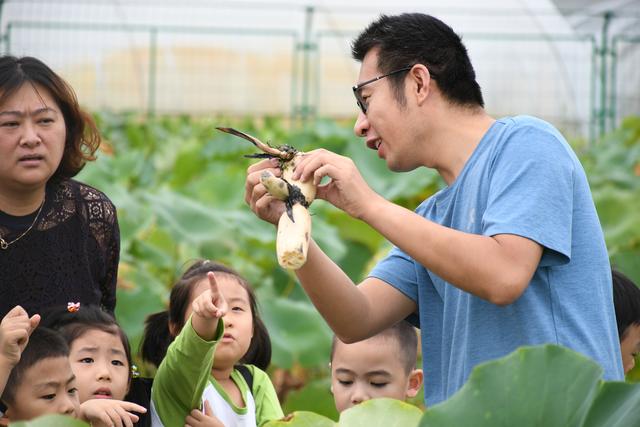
[612,269,640,374]
[0,307,141,426]
[141,259,283,427]
[40,304,149,426]
[329,320,423,412]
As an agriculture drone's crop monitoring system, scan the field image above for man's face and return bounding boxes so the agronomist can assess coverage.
[352,49,421,173]
[620,323,640,374]
[330,336,421,412]
[6,356,79,422]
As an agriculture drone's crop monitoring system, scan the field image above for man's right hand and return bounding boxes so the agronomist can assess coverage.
[245,158,286,225]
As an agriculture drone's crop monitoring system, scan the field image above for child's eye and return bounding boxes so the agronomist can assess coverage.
[112,360,125,366]
[337,380,353,386]
[232,306,245,312]
[79,357,94,363]
[371,382,389,388]
[68,387,77,395]
[41,394,56,400]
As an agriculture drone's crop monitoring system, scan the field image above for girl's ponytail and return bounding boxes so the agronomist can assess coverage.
[140,310,172,368]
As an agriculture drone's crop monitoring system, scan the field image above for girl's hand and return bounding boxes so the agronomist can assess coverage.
[192,272,228,319]
[0,306,40,367]
[80,399,146,427]
[184,400,223,427]
[191,272,228,341]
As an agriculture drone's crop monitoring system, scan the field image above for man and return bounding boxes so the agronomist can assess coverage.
[245,13,623,405]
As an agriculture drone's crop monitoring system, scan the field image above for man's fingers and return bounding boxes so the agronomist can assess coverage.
[247,158,279,174]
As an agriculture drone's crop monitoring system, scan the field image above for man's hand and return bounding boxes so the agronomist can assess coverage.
[245,158,287,225]
[290,149,381,220]
[79,399,146,427]
[184,400,223,427]
[0,306,40,367]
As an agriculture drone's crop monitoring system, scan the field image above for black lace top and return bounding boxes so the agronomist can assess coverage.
[0,179,120,318]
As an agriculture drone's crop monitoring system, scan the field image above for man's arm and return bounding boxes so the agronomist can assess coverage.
[295,240,417,343]
[363,198,542,306]
[291,149,542,307]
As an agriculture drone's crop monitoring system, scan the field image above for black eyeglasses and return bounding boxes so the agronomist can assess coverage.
[352,66,414,114]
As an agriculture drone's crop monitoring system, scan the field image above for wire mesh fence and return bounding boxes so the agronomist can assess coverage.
[1,0,639,141]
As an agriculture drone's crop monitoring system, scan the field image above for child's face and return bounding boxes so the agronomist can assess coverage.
[620,323,640,374]
[69,329,130,402]
[185,275,254,370]
[330,336,421,413]
[6,356,79,422]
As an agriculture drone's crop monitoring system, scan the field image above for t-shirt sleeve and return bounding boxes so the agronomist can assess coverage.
[369,246,420,303]
[249,365,284,426]
[482,124,574,266]
[368,246,423,327]
[151,316,223,426]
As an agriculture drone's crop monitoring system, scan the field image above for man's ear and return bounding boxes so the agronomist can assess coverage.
[406,369,424,398]
[409,65,433,106]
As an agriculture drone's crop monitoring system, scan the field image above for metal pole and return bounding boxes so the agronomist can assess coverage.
[609,35,619,132]
[0,0,6,54]
[300,5,314,124]
[598,11,613,138]
[148,27,157,118]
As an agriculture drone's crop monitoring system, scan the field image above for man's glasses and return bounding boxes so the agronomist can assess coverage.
[352,66,414,114]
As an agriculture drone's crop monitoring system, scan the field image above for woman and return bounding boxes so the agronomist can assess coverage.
[0,56,119,317]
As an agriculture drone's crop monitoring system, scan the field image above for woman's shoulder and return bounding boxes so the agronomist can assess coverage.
[66,179,116,206]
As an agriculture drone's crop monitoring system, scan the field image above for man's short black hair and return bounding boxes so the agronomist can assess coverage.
[331,320,418,374]
[612,269,640,339]
[352,13,484,109]
[1,327,69,405]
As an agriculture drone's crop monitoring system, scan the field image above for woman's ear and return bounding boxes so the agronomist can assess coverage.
[405,369,424,398]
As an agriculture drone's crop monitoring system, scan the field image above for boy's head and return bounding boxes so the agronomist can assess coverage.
[1,327,79,422]
[612,269,640,373]
[329,321,423,412]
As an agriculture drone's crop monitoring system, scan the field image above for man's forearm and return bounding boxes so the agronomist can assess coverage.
[295,240,374,340]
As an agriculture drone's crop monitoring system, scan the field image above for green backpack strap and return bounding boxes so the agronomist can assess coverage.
[236,364,254,393]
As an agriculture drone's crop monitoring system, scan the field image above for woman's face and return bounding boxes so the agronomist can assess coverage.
[0,83,66,195]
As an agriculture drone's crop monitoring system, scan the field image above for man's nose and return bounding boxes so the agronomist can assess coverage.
[353,111,369,137]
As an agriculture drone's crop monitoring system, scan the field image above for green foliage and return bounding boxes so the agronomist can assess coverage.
[267,399,422,427]
[79,112,640,417]
[270,346,640,427]
[10,415,88,426]
[580,116,640,284]
[419,345,640,427]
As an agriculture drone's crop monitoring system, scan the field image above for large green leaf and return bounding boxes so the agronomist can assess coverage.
[265,411,335,427]
[340,398,423,427]
[267,399,423,427]
[419,345,640,427]
[10,414,88,426]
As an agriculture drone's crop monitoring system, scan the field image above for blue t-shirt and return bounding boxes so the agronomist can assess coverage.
[370,116,623,406]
